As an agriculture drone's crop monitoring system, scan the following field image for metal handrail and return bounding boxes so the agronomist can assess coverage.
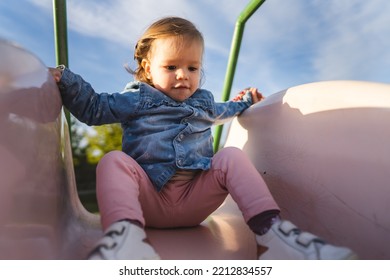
[53,0,72,137]
[53,0,68,67]
[213,0,266,152]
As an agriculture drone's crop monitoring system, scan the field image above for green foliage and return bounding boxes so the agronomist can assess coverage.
[69,120,123,212]
[85,123,123,164]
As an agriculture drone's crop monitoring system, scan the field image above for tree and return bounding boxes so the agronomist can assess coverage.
[70,120,123,212]
[84,123,123,164]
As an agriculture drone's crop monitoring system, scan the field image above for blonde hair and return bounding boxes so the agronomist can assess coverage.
[128,17,204,84]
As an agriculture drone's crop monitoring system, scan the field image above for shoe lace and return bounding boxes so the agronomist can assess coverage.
[90,224,126,255]
[278,221,325,248]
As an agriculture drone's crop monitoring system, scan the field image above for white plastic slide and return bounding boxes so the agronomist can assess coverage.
[225,80,390,259]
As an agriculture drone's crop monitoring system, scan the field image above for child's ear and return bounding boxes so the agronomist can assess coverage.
[141,59,151,80]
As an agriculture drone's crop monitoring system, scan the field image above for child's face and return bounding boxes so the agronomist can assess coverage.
[142,36,202,102]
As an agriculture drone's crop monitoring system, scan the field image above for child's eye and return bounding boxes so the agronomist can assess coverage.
[188,67,198,72]
[166,65,176,70]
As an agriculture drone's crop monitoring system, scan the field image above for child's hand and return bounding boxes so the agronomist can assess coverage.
[48,67,62,83]
[232,87,264,104]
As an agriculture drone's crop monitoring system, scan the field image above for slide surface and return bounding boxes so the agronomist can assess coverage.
[226,80,390,259]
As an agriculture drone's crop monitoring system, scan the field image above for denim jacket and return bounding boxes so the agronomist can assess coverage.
[58,67,253,191]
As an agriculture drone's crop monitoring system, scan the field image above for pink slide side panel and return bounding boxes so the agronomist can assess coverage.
[225,80,390,259]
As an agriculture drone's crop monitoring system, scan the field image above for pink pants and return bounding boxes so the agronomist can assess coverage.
[96,147,279,230]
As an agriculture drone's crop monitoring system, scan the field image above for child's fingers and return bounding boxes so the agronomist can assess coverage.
[232,87,265,103]
[232,89,247,101]
[248,87,264,104]
[48,67,62,83]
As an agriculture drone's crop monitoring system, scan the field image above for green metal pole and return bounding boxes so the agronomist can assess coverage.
[213,0,266,152]
[53,0,69,67]
[53,0,71,138]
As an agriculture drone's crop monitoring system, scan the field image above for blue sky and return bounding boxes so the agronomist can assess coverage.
[1,0,390,101]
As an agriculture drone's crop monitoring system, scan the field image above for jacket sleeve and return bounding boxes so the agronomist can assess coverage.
[58,67,141,126]
[213,92,253,125]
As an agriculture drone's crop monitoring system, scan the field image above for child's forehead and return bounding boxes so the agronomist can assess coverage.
[151,36,203,61]
[154,36,203,52]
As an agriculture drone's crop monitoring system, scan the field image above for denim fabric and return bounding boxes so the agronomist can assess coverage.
[58,67,253,191]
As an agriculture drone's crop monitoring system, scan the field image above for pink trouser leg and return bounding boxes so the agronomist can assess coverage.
[96,151,151,230]
[96,148,279,230]
[197,147,280,223]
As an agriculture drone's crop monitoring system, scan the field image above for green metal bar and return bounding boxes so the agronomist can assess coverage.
[53,0,69,67]
[213,0,267,152]
[52,0,71,138]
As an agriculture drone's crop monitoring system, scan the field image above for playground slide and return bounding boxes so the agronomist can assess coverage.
[0,39,255,260]
[0,39,102,259]
[225,80,390,259]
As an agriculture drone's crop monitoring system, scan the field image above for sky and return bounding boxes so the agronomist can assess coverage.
[1,0,390,102]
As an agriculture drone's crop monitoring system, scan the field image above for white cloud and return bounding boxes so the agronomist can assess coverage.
[224,0,390,94]
[30,0,238,53]
[311,1,390,82]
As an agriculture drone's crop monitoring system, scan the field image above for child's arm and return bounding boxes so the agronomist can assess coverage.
[213,87,263,125]
[49,66,140,126]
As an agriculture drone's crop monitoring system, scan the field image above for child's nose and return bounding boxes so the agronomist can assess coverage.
[176,68,188,80]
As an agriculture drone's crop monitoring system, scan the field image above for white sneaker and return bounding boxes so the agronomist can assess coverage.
[256,220,357,260]
[88,221,160,260]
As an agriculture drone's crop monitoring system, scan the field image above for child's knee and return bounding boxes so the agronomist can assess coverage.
[214,147,246,161]
[212,147,249,170]
[96,150,128,172]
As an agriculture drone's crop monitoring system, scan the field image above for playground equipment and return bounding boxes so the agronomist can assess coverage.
[1,0,389,259]
[225,80,390,259]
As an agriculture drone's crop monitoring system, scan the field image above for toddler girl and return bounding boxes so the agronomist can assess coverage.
[50,17,355,260]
